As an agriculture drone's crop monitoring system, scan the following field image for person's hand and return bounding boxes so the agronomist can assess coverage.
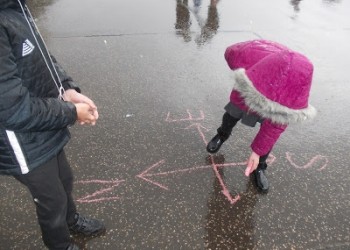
[75,103,97,125]
[244,151,260,176]
[63,89,99,121]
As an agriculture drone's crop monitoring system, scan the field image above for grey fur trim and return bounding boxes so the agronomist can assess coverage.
[230,69,317,124]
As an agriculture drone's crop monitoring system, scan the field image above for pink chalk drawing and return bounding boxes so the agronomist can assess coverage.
[75,110,328,205]
[185,123,209,145]
[136,152,276,204]
[137,110,278,204]
[136,159,248,190]
[286,152,329,171]
[136,159,244,204]
[209,156,241,204]
[166,110,204,123]
[75,179,125,203]
[136,159,244,203]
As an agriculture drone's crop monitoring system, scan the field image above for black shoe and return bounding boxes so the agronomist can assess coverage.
[69,213,106,237]
[66,243,80,250]
[206,134,228,153]
[253,169,269,193]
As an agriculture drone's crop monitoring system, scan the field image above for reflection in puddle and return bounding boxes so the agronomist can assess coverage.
[175,0,221,46]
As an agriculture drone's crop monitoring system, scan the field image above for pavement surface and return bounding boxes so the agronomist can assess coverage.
[0,0,349,249]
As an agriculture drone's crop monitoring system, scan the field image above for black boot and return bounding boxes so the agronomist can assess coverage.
[207,112,238,154]
[206,133,229,154]
[69,213,106,237]
[253,163,269,193]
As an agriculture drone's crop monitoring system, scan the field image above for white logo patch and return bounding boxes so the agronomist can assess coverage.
[22,39,35,57]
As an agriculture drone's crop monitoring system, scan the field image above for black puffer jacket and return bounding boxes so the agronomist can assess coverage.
[0,0,79,175]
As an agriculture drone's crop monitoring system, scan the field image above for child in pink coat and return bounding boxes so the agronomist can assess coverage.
[207,40,316,192]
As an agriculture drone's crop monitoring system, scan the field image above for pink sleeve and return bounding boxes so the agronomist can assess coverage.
[224,40,289,70]
[251,120,287,156]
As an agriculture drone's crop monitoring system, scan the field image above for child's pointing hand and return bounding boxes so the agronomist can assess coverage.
[245,151,260,176]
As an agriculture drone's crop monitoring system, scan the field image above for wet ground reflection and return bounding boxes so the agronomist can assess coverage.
[175,0,220,46]
[204,154,258,249]
[0,0,349,249]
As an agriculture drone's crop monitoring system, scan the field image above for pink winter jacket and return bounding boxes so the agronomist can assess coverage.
[224,40,316,156]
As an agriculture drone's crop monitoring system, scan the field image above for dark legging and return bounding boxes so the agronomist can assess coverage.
[14,150,76,250]
[218,112,270,168]
[217,112,240,137]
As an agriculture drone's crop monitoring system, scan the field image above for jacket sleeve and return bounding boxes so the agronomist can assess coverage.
[251,119,287,156]
[0,27,77,132]
[224,40,288,70]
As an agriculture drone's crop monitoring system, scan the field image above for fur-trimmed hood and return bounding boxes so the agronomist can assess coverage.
[226,40,316,125]
[230,69,316,124]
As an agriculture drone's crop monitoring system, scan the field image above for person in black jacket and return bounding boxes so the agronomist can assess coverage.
[0,0,105,249]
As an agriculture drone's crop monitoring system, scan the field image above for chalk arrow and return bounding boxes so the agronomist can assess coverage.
[136,157,259,191]
[136,160,217,190]
[212,164,241,205]
[136,154,276,205]
[136,160,170,190]
[75,179,125,203]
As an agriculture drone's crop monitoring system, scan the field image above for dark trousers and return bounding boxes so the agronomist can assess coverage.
[14,150,76,250]
[218,112,269,168]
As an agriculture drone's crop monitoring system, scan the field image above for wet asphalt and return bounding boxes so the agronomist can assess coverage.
[0,0,350,249]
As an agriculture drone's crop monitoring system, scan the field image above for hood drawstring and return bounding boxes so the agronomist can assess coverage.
[16,0,66,101]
